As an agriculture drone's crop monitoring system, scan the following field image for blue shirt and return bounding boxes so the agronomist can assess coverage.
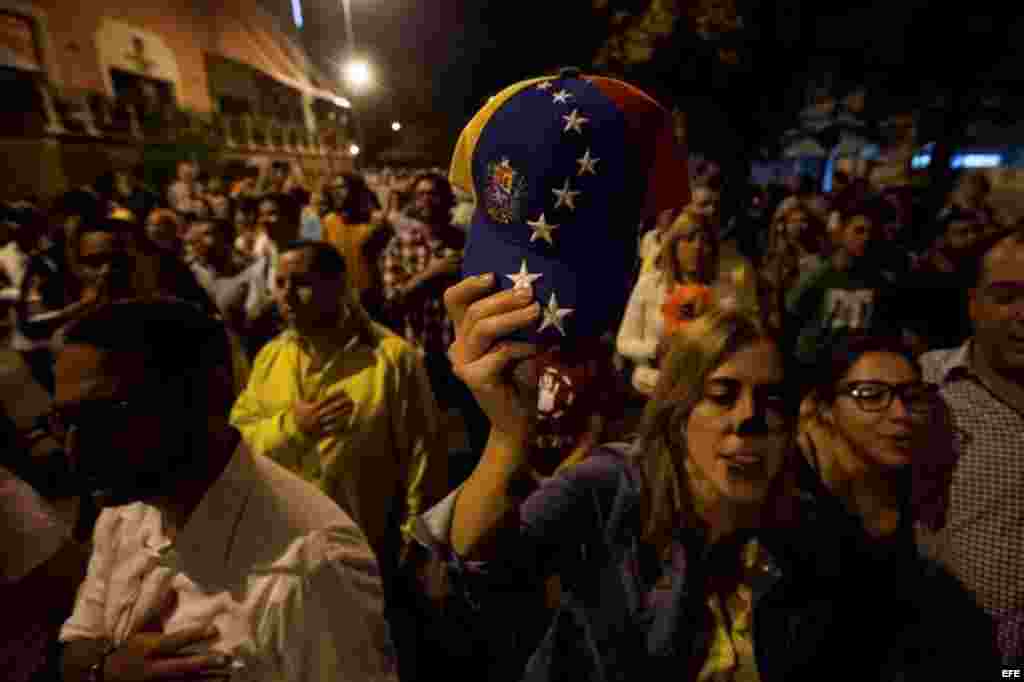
[301,211,323,241]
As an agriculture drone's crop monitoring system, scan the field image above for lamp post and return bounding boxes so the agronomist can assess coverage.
[338,0,375,167]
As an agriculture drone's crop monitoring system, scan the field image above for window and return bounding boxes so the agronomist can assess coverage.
[0,10,41,71]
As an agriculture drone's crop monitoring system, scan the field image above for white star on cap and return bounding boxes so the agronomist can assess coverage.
[552,89,573,104]
[576,148,599,176]
[538,292,574,336]
[562,109,589,134]
[552,179,581,211]
[537,81,553,90]
[505,259,543,290]
[527,213,558,245]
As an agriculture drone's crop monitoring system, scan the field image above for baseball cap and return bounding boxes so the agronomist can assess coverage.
[450,68,689,347]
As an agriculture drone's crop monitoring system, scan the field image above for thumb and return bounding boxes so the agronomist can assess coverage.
[138,589,177,633]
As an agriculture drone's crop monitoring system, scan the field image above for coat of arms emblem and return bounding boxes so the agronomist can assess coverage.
[484,158,527,224]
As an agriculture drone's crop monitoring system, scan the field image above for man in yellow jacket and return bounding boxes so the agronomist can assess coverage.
[230,240,447,580]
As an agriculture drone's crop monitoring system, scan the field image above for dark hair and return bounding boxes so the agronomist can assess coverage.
[832,180,881,224]
[51,190,103,223]
[811,333,921,404]
[290,186,311,208]
[235,197,258,220]
[62,298,233,407]
[260,193,301,226]
[410,172,455,210]
[72,216,134,252]
[280,240,348,279]
[324,173,377,223]
[970,227,1024,287]
[193,217,235,246]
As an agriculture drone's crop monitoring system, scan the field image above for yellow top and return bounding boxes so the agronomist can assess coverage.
[321,214,386,296]
[229,325,447,561]
[697,539,763,682]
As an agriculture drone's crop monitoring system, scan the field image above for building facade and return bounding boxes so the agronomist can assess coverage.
[0,0,355,200]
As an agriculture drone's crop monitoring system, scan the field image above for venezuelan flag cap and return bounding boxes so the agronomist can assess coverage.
[450,68,689,347]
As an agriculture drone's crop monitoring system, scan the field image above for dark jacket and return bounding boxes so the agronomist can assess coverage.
[415,445,945,682]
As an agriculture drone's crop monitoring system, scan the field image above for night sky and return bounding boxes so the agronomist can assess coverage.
[302,0,601,155]
[298,0,1023,163]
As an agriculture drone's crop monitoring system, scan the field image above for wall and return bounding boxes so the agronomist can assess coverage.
[26,0,213,110]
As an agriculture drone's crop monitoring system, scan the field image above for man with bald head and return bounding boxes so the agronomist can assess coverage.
[918,228,1024,665]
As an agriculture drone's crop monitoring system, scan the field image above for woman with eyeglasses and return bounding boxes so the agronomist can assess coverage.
[415,289,923,681]
[797,333,999,675]
[797,334,938,544]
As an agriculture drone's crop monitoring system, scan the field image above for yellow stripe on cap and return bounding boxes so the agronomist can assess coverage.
[448,76,555,201]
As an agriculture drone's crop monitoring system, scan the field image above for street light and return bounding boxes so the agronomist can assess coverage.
[343,59,372,92]
[349,143,361,156]
[391,121,402,132]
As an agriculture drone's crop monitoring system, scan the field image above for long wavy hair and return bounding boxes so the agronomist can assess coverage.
[655,212,720,286]
[633,307,797,553]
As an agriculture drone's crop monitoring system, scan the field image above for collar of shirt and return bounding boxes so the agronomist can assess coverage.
[929,340,974,383]
[152,445,256,583]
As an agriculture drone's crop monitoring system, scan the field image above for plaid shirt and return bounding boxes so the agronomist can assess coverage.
[917,341,1024,663]
[380,220,465,355]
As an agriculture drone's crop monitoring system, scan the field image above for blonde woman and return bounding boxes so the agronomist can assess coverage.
[414,279,917,680]
[618,212,757,397]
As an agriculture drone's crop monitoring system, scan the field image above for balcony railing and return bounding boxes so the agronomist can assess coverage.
[0,74,352,157]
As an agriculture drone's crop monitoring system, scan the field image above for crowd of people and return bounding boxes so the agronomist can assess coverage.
[1,70,1022,682]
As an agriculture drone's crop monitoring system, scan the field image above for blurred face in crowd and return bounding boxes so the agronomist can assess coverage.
[259,198,297,246]
[178,162,196,184]
[76,229,134,296]
[783,208,815,249]
[274,247,347,335]
[960,174,990,205]
[945,219,986,256]
[329,176,350,210]
[970,236,1024,381]
[656,207,678,233]
[411,178,449,225]
[236,206,257,234]
[207,178,224,196]
[188,221,225,266]
[674,222,715,280]
[839,215,873,259]
[310,190,324,211]
[209,195,231,220]
[828,352,931,469]
[145,213,180,252]
[54,346,188,505]
[270,165,289,190]
[686,339,790,506]
[690,187,720,224]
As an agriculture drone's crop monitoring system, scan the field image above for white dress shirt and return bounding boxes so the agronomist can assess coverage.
[60,444,398,682]
[0,464,70,584]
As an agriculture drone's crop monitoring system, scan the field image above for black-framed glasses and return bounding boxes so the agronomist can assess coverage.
[838,381,938,417]
[46,399,138,439]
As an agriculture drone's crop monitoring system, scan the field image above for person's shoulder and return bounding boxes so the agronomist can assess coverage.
[553,443,640,495]
[249,448,363,533]
[374,329,414,361]
[250,331,298,369]
[919,346,962,383]
[635,269,665,292]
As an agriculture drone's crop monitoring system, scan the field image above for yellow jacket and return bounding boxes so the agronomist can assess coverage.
[229,324,447,564]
